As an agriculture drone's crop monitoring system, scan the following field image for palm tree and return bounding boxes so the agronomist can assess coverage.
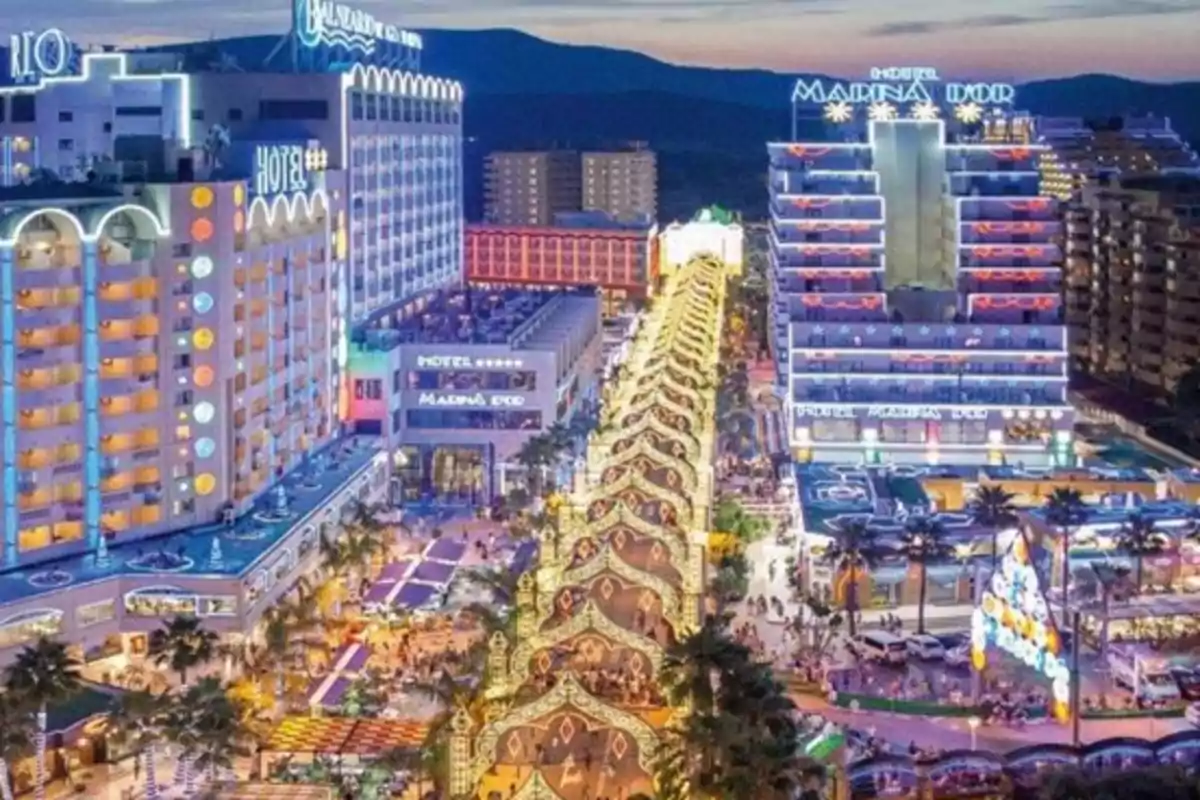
[792,594,843,660]
[106,689,167,800]
[165,678,247,794]
[1116,513,1167,594]
[969,485,1018,570]
[1089,562,1130,683]
[150,615,218,688]
[0,695,32,800]
[2,638,82,800]
[899,517,955,634]
[821,519,889,637]
[461,565,523,606]
[661,615,749,714]
[1045,487,1087,626]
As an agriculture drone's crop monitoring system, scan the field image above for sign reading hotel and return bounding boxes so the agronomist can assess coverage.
[415,355,525,370]
[793,67,1016,107]
[252,143,326,197]
[294,0,422,54]
[971,535,1072,722]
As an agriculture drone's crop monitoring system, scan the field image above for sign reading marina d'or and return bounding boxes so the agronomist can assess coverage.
[793,66,1015,108]
[294,0,422,55]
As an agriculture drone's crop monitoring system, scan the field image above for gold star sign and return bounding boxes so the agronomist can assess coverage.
[955,103,983,124]
[305,147,329,171]
[824,101,853,124]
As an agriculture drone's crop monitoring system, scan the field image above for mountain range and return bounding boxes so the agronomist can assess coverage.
[62,30,1200,219]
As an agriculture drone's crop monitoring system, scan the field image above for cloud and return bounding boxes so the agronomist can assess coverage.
[868,0,1200,36]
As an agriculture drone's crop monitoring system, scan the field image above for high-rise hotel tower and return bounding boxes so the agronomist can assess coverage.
[769,68,1073,463]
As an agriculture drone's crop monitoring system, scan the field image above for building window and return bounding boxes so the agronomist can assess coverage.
[228,108,243,121]
[58,111,73,122]
[258,100,330,121]
[10,95,35,123]
[115,106,162,117]
[351,93,364,121]
[172,243,192,258]
[57,139,73,151]
[175,390,193,406]
[102,122,112,133]
[191,110,204,121]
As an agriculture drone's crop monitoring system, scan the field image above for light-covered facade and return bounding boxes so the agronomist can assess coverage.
[769,73,1073,462]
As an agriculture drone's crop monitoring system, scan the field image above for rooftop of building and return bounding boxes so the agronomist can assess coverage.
[0,183,126,204]
[354,287,598,351]
[0,437,383,606]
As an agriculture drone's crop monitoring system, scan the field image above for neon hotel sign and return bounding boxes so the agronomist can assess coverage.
[295,0,422,54]
[794,66,1016,106]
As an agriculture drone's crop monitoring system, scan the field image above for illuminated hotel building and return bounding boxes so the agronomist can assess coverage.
[769,69,1073,461]
[0,6,456,662]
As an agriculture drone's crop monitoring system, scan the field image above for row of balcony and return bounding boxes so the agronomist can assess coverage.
[792,385,1067,405]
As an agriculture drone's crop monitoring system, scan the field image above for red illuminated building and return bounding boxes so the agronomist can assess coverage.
[465,223,659,309]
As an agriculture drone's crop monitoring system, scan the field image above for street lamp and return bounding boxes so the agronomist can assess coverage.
[967,716,981,751]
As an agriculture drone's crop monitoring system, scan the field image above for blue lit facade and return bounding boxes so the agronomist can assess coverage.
[769,108,1074,461]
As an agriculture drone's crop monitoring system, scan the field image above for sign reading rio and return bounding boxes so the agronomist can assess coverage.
[971,535,1072,722]
[793,66,1016,108]
[7,28,73,85]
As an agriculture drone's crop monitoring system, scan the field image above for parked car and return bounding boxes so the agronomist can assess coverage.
[944,643,971,668]
[906,634,946,660]
[1171,666,1200,701]
[848,632,908,665]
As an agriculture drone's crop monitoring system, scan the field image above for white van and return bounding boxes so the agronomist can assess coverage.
[1107,646,1182,703]
[906,634,946,661]
[851,631,908,665]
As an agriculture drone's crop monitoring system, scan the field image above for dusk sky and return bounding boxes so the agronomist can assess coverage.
[13,0,1200,81]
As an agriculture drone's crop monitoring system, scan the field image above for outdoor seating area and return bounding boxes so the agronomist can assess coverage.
[361,537,468,614]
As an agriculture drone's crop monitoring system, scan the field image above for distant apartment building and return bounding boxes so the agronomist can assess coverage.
[1040,118,1200,399]
[1066,173,1200,401]
[582,148,657,223]
[484,151,580,226]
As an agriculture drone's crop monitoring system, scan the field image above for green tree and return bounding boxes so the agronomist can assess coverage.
[792,593,844,660]
[2,638,82,800]
[182,678,249,790]
[821,519,889,637]
[712,498,768,544]
[0,694,32,800]
[712,551,750,607]
[150,615,218,687]
[1088,562,1130,693]
[899,517,955,634]
[1116,512,1167,593]
[969,485,1018,570]
[1045,487,1087,625]
[106,689,167,799]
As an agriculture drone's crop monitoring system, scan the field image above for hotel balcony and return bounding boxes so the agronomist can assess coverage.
[959,244,1061,268]
[774,247,883,269]
[14,265,82,291]
[99,337,158,358]
[945,146,1043,173]
[99,373,157,398]
[19,421,82,450]
[968,294,1062,325]
[958,220,1062,245]
[957,197,1058,222]
[774,223,884,246]
[777,271,885,295]
[98,298,155,320]
[16,245,83,271]
[16,344,78,369]
[768,142,874,172]
[98,257,153,282]
[772,195,883,220]
[791,352,1067,378]
[948,172,1041,198]
[771,173,878,196]
[792,382,1067,406]
[790,322,1066,353]
[15,305,78,329]
[20,382,80,407]
[959,270,1061,295]
[787,293,889,323]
